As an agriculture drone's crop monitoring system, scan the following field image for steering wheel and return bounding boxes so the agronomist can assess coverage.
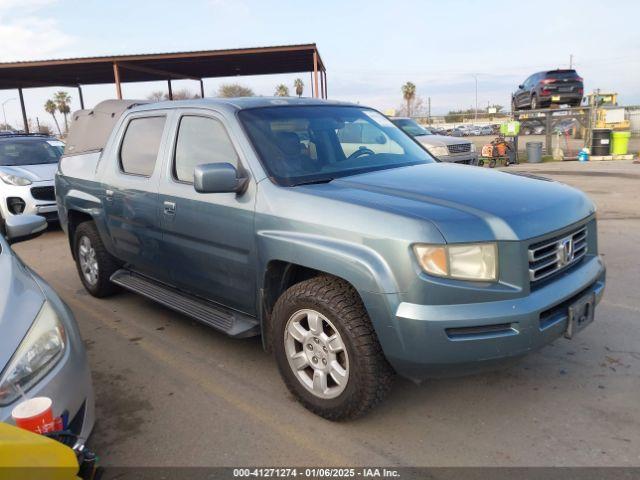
[347,147,375,160]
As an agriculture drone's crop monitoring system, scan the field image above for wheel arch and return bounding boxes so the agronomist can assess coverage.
[257,231,401,352]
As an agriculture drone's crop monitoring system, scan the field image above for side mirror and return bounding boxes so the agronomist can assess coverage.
[3,215,47,245]
[518,84,524,89]
[194,163,248,194]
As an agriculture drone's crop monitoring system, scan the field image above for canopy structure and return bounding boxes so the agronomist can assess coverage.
[0,43,327,133]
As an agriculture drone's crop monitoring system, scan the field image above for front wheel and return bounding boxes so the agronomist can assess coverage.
[272,275,394,420]
[74,222,121,297]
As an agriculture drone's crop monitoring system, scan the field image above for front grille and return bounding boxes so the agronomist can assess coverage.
[447,143,471,154]
[528,226,588,284]
[31,186,55,201]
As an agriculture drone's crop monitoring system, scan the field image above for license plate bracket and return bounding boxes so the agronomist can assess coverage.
[565,292,596,339]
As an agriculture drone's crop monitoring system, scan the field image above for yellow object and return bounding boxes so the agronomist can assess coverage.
[0,423,79,480]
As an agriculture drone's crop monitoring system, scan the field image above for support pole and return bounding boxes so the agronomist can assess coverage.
[18,87,28,133]
[113,63,122,99]
[323,71,328,99]
[200,80,205,98]
[313,51,319,99]
[310,71,314,97]
[320,70,325,99]
[545,111,552,156]
[77,85,85,109]
[167,80,173,100]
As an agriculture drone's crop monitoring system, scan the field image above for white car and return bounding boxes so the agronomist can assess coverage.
[0,134,63,224]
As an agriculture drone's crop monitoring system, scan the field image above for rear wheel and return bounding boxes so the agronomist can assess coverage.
[74,222,120,297]
[272,275,394,420]
[530,94,538,110]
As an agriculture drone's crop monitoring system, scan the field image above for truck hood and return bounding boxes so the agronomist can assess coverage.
[307,163,595,242]
[0,241,45,368]
[0,163,58,182]
[415,134,471,147]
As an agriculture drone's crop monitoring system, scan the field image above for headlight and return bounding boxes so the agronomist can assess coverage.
[0,173,32,186]
[428,146,449,157]
[413,243,498,281]
[0,302,67,405]
[469,143,476,152]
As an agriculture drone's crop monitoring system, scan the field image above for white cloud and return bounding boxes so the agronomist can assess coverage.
[0,0,74,61]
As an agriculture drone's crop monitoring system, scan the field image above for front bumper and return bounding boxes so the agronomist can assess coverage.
[440,153,478,165]
[0,279,95,440]
[0,181,58,223]
[379,255,605,381]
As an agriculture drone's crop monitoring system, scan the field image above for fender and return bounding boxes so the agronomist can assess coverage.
[256,230,409,357]
[257,230,400,294]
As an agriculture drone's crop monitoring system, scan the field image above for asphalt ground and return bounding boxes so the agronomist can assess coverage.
[13,160,640,467]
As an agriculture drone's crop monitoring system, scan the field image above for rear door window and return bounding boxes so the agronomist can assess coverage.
[119,116,166,176]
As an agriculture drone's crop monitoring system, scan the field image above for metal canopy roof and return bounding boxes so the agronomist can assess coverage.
[0,44,326,89]
[0,43,327,133]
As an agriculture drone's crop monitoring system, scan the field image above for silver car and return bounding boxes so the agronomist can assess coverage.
[0,215,94,439]
[0,134,63,224]
[391,118,478,165]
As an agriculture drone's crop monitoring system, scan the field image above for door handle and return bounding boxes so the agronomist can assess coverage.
[163,201,176,215]
[105,189,114,202]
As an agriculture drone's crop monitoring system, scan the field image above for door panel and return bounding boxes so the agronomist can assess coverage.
[101,114,170,282]
[158,112,257,315]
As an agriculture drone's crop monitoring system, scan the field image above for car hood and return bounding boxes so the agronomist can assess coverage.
[0,163,57,182]
[415,134,470,147]
[306,163,594,242]
[0,240,45,368]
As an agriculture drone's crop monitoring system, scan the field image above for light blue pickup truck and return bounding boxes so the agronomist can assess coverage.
[56,98,605,419]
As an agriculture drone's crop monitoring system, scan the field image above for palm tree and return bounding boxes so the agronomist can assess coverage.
[275,84,290,97]
[44,99,61,135]
[54,91,72,132]
[294,78,304,97]
[401,82,416,117]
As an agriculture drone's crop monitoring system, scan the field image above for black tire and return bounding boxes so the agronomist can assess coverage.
[530,94,538,110]
[73,221,121,297]
[272,275,394,420]
[489,159,497,168]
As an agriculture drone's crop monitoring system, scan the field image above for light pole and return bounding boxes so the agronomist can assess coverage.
[2,98,16,129]
[473,75,478,122]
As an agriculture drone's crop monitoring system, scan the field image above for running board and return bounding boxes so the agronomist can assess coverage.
[110,269,259,338]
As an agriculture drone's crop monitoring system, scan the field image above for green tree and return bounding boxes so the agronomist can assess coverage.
[401,82,416,117]
[216,83,255,98]
[274,84,290,97]
[53,91,72,132]
[294,78,304,97]
[44,99,61,135]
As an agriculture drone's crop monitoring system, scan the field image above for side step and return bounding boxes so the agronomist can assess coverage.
[110,269,260,338]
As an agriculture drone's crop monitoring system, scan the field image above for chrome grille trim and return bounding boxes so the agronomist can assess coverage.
[528,226,588,283]
[447,143,471,154]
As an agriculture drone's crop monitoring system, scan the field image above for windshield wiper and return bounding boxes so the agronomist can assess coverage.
[291,177,334,186]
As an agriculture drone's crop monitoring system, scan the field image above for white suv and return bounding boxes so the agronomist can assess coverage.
[0,134,64,224]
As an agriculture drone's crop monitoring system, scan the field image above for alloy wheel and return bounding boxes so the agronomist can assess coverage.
[78,235,99,286]
[284,309,349,399]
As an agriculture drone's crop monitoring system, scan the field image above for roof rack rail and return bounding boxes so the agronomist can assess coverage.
[0,132,53,137]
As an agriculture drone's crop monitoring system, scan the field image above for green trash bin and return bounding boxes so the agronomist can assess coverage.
[611,131,631,155]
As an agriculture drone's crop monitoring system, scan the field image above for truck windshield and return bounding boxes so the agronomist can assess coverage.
[239,106,434,186]
[391,118,432,137]
[0,139,62,166]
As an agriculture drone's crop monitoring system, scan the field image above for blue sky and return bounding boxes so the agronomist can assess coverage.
[1,0,639,130]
